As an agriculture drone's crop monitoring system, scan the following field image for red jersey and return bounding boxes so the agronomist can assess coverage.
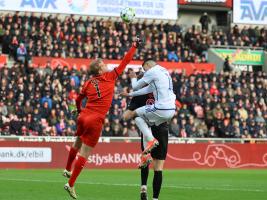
[76,46,136,117]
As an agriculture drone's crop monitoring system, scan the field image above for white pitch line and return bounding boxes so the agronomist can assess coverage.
[0,178,265,193]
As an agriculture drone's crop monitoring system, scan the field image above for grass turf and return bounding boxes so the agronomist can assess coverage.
[0,169,266,200]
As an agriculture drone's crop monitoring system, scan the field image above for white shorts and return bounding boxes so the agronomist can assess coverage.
[136,104,175,126]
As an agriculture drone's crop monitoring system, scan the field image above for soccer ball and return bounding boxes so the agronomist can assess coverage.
[120,7,136,23]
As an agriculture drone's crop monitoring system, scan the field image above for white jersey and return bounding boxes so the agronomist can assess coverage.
[131,65,176,110]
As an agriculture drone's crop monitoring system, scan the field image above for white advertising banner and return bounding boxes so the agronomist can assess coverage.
[0,147,52,162]
[233,0,267,25]
[0,0,178,20]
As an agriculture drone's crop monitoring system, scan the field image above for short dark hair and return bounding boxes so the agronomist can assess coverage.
[142,59,155,67]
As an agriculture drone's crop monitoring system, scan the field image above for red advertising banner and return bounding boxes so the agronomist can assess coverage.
[0,54,8,67]
[0,141,266,169]
[32,57,215,75]
[179,0,233,8]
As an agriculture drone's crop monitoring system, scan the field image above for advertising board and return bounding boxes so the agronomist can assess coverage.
[233,0,267,25]
[213,49,265,65]
[0,141,266,169]
[32,57,215,75]
[179,0,232,7]
[0,0,177,20]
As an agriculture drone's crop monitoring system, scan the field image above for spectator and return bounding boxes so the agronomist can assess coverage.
[55,119,66,136]
[127,125,139,137]
[196,121,208,137]
[238,106,248,121]
[199,12,211,32]
[0,100,8,116]
[16,43,27,63]
[102,125,113,137]
[170,118,180,137]
[212,104,225,120]
[41,92,53,109]
[223,56,232,72]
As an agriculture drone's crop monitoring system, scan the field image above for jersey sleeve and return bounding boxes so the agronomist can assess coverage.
[142,69,155,84]
[131,69,155,90]
[131,78,148,91]
[76,81,88,112]
[129,85,153,97]
[105,46,137,80]
[80,81,90,96]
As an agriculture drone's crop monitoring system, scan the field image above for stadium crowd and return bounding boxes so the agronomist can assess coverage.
[0,61,266,138]
[0,13,267,138]
[0,12,267,64]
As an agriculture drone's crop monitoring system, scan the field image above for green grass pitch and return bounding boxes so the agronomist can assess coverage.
[0,169,266,200]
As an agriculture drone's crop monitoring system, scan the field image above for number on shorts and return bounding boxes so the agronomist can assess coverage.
[90,79,101,98]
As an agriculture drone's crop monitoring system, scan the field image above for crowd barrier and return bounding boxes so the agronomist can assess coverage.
[32,57,215,75]
[0,137,267,169]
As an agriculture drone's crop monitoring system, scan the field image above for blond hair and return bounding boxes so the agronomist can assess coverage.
[89,58,103,76]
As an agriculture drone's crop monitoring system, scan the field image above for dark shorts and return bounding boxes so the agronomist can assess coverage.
[141,122,169,160]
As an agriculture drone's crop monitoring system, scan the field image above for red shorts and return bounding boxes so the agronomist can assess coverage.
[75,110,104,148]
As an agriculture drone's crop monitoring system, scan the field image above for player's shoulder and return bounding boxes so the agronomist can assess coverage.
[155,65,167,72]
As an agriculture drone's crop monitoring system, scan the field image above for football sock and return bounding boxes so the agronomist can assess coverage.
[135,117,154,142]
[141,165,149,187]
[68,155,87,187]
[153,171,162,199]
[66,147,79,171]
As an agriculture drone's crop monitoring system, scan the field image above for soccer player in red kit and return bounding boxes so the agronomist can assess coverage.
[63,38,140,199]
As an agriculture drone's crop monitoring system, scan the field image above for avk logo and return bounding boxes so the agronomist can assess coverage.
[240,0,267,21]
[20,0,57,9]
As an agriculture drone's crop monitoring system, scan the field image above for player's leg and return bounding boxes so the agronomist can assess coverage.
[140,108,173,154]
[135,106,155,141]
[64,114,103,199]
[140,134,149,200]
[150,122,168,200]
[135,105,159,154]
[64,137,82,177]
[68,143,93,187]
[64,142,93,199]
[64,116,84,177]
[152,160,165,200]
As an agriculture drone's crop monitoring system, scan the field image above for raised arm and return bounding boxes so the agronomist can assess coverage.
[108,37,142,80]
[115,46,137,76]
[129,85,153,97]
[131,77,147,90]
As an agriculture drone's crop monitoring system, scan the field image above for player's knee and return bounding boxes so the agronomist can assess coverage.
[73,137,82,150]
[153,159,165,171]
